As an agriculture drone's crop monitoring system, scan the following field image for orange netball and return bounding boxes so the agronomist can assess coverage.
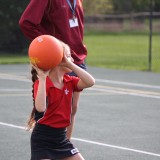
[28,35,63,71]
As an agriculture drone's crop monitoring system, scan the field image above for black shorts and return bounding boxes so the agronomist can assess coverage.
[31,123,79,160]
[68,63,87,77]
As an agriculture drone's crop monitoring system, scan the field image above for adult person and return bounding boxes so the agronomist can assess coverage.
[19,0,88,139]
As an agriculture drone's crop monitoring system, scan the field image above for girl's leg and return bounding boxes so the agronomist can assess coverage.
[60,153,85,160]
[67,92,80,139]
[66,63,86,140]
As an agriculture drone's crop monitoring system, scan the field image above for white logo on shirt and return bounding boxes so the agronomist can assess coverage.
[64,89,69,95]
[71,148,79,154]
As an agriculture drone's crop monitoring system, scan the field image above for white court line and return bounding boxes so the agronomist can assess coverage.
[0,87,160,99]
[0,73,30,82]
[1,87,160,99]
[72,138,160,157]
[96,79,160,89]
[0,94,30,97]
[0,73,160,90]
[88,87,160,99]
[0,73,160,99]
[0,122,25,130]
[0,122,160,158]
[0,89,30,92]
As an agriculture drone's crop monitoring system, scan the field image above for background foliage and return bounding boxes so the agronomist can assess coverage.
[83,0,160,14]
[0,0,159,53]
[0,0,29,52]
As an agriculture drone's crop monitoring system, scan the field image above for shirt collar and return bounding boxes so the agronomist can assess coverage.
[46,74,72,88]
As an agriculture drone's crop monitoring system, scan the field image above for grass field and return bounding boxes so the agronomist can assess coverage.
[0,54,29,64]
[0,33,160,72]
[85,33,160,72]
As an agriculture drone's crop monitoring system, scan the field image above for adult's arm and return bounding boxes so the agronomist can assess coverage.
[19,0,49,40]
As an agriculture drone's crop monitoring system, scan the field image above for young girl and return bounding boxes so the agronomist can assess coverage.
[19,0,88,139]
[28,43,95,160]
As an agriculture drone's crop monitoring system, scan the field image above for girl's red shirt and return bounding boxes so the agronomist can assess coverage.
[33,75,82,128]
[19,0,87,64]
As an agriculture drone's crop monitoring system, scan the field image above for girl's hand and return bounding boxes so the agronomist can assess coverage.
[59,43,74,67]
[32,64,49,80]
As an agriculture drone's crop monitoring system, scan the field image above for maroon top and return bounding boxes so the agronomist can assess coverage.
[19,0,87,64]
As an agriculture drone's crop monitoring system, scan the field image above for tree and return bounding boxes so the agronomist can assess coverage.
[0,0,28,53]
[0,0,159,53]
[83,0,110,15]
[110,0,160,13]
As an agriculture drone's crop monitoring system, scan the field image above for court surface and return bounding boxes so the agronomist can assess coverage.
[0,64,160,160]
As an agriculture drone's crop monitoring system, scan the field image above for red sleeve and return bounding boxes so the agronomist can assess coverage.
[19,0,49,40]
[72,76,83,92]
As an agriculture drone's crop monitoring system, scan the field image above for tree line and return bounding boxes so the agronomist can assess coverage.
[0,0,159,53]
[83,0,160,15]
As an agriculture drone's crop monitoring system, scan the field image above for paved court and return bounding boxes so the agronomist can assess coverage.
[0,64,160,160]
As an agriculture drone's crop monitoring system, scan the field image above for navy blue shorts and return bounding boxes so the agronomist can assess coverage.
[68,63,87,77]
[31,123,79,160]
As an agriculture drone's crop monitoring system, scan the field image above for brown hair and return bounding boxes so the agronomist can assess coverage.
[26,67,38,130]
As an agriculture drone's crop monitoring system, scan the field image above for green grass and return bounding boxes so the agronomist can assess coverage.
[0,54,29,64]
[0,33,160,72]
[84,33,160,72]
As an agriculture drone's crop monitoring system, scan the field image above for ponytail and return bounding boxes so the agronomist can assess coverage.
[26,67,38,130]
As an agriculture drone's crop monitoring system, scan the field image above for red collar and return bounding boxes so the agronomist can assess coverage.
[46,74,72,88]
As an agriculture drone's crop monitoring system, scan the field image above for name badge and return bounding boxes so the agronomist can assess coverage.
[69,18,79,28]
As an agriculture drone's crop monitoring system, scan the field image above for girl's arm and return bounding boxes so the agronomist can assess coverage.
[68,62,95,90]
[33,66,48,112]
[61,47,95,89]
